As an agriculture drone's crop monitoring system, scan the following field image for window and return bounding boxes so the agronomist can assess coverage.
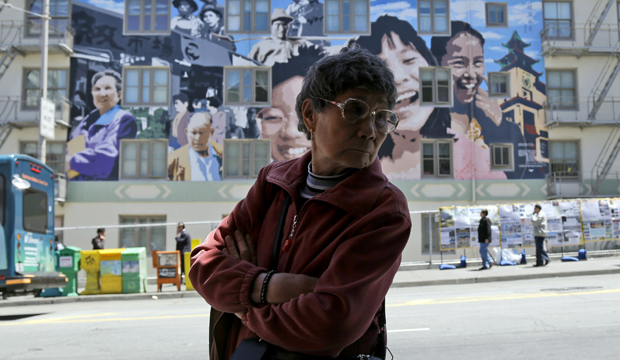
[119,216,166,253]
[488,72,510,97]
[543,1,572,38]
[0,175,4,226]
[550,141,579,177]
[547,70,576,109]
[486,3,508,27]
[120,140,167,179]
[125,0,170,34]
[123,67,169,106]
[27,0,70,37]
[224,67,271,106]
[23,69,68,110]
[223,139,270,178]
[325,0,370,34]
[420,67,452,106]
[226,0,270,33]
[490,144,513,170]
[422,141,452,177]
[23,188,48,234]
[418,0,449,34]
[20,141,66,174]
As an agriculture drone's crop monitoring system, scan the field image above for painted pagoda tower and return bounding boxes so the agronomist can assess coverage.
[495,31,549,175]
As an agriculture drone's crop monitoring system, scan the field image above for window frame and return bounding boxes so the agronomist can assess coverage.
[224,0,272,34]
[419,67,453,107]
[23,187,49,234]
[488,72,511,98]
[118,215,167,254]
[546,68,577,110]
[485,2,508,28]
[222,139,270,179]
[490,143,514,171]
[0,174,4,227]
[223,66,272,106]
[549,140,580,179]
[323,0,371,35]
[20,141,67,174]
[417,0,450,35]
[124,0,171,35]
[421,140,453,178]
[542,0,573,39]
[26,0,72,38]
[22,68,69,111]
[119,139,168,180]
[122,66,170,107]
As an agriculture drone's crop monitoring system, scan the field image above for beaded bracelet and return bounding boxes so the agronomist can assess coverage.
[260,270,276,304]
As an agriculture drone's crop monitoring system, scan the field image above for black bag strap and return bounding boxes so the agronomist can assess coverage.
[270,193,291,271]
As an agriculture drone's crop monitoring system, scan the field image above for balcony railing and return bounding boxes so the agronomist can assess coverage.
[541,23,620,55]
[0,96,71,127]
[544,97,620,126]
[0,20,73,53]
[547,171,620,198]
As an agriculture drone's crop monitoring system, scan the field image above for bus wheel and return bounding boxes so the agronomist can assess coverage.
[33,290,42,298]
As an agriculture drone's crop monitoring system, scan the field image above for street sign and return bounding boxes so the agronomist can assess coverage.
[40,97,55,140]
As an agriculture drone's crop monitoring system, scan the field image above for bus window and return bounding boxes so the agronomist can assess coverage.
[0,174,4,225]
[23,188,48,234]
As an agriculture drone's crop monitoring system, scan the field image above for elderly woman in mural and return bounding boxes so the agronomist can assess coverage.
[171,0,200,35]
[67,70,137,181]
[356,16,504,180]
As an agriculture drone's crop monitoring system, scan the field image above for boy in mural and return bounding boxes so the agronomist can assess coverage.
[171,0,200,35]
[171,93,192,147]
[168,112,222,181]
[285,0,324,37]
[248,8,316,66]
[68,70,137,181]
[355,16,503,180]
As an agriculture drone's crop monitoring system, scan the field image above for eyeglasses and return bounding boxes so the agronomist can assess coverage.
[315,97,399,134]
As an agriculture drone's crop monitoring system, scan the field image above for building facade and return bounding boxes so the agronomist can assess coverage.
[1,0,619,263]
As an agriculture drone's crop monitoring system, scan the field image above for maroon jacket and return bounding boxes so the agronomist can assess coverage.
[189,151,411,359]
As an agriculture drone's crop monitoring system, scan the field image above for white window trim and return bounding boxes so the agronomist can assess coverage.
[490,143,514,171]
[222,139,270,179]
[549,140,580,178]
[546,68,578,110]
[224,0,272,34]
[419,67,453,107]
[323,0,371,35]
[485,3,509,28]
[421,140,453,178]
[22,68,69,110]
[417,0,451,35]
[542,0,574,40]
[119,139,168,180]
[26,0,72,38]
[488,72,511,98]
[122,66,170,107]
[223,66,272,106]
[124,0,171,35]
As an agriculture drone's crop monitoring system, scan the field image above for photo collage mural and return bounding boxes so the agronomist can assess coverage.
[67,0,549,182]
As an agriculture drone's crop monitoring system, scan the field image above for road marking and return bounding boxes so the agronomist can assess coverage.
[387,288,620,307]
[0,313,209,326]
[390,328,430,333]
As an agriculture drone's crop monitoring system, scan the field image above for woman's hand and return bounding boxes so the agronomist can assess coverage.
[476,75,503,126]
[251,272,318,304]
[222,230,257,265]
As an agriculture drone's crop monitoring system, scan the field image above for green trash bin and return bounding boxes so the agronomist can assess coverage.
[122,247,147,293]
[58,246,81,296]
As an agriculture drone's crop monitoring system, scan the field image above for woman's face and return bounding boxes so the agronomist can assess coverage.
[308,88,388,176]
[203,11,220,27]
[178,1,193,16]
[441,32,485,104]
[379,32,433,132]
[92,75,120,115]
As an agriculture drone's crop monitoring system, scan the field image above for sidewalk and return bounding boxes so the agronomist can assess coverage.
[1,256,619,308]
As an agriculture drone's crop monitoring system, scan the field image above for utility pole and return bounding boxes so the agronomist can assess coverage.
[38,0,49,163]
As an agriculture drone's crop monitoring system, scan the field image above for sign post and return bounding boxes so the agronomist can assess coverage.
[40,98,55,140]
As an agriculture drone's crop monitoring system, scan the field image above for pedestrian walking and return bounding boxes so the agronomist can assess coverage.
[92,228,105,250]
[176,222,192,276]
[532,204,550,267]
[478,209,494,270]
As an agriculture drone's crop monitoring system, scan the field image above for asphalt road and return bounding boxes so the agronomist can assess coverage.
[1,274,619,359]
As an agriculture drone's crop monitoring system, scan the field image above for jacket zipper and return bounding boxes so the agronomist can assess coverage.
[282,215,297,252]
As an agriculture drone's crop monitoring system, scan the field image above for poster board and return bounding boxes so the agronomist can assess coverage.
[439,207,455,250]
[499,204,523,248]
[558,200,582,246]
[439,206,500,250]
[581,199,612,242]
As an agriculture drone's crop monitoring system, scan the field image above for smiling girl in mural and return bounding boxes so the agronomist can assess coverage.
[68,70,138,181]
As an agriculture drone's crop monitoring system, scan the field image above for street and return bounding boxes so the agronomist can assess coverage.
[1,274,619,359]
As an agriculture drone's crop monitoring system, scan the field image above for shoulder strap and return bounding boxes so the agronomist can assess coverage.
[270,193,291,271]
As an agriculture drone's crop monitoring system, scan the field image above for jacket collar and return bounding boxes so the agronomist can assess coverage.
[266,151,389,218]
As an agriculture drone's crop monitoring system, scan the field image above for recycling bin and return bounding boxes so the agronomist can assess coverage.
[99,249,124,294]
[80,250,102,295]
[58,246,81,296]
[122,247,147,293]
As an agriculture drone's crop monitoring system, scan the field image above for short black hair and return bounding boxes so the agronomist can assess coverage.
[431,21,486,65]
[535,204,542,210]
[295,46,397,140]
[97,228,105,235]
[173,92,189,104]
[481,209,488,216]
[172,0,198,12]
[206,96,222,108]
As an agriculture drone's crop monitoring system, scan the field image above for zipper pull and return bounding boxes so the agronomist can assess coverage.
[282,215,298,252]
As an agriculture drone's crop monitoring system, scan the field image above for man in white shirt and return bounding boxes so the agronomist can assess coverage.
[531,204,550,267]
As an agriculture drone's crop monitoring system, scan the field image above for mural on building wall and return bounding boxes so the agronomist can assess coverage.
[69,0,548,182]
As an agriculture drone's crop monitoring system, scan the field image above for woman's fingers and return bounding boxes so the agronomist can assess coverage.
[224,235,240,259]
[245,234,257,265]
[234,230,252,262]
